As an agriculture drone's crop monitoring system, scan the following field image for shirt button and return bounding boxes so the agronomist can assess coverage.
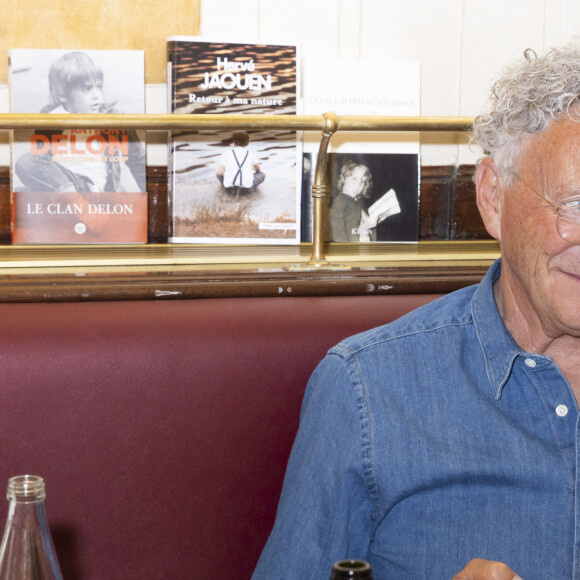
[524,358,536,367]
[556,404,568,417]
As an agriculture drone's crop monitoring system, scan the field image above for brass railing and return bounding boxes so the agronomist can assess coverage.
[0,112,475,270]
[0,112,474,132]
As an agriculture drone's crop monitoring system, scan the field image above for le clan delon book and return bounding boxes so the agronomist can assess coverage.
[9,48,147,244]
[167,36,300,244]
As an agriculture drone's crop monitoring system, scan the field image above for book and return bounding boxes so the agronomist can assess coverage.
[319,152,419,243]
[367,188,401,224]
[167,36,300,244]
[9,49,147,244]
[301,58,420,243]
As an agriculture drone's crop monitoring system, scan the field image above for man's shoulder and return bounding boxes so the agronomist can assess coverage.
[332,284,477,357]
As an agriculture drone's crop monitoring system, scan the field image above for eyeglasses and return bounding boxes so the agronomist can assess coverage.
[512,172,580,245]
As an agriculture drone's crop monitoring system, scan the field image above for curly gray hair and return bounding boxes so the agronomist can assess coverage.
[472,43,580,181]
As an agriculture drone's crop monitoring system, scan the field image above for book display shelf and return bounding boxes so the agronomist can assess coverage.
[0,112,499,302]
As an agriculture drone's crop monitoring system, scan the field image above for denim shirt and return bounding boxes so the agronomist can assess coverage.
[252,259,579,580]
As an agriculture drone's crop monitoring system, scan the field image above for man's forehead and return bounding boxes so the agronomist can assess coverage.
[529,118,580,146]
[519,118,580,172]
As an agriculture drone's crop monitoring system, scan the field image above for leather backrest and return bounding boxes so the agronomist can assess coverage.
[0,294,440,579]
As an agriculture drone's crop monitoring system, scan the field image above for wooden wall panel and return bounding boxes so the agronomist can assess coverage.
[0,0,201,84]
[0,168,9,244]
[451,165,489,240]
[419,166,453,240]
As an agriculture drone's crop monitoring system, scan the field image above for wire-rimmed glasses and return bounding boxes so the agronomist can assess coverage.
[512,172,580,245]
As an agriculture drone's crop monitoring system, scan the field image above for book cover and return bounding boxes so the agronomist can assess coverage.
[303,152,419,243]
[167,36,300,244]
[301,58,420,243]
[9,49,147,244]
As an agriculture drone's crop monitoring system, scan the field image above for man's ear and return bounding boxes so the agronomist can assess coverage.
[475,157,502,241]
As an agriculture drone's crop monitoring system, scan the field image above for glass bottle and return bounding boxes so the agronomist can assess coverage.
[0,475,63,580]
[330,559,373,579]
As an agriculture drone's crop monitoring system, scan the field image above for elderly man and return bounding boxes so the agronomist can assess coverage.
[252,44,580,580]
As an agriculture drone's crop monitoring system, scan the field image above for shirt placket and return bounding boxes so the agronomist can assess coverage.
[521,355,579,580]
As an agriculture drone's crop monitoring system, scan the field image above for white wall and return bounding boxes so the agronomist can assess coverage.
[201,0,580,166]
[1,1,579,167]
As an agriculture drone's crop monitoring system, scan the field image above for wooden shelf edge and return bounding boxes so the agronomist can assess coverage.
[0,266,493,303]
[0,241,500,302]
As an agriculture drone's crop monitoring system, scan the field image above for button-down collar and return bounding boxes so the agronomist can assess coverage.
[471,259,524,400]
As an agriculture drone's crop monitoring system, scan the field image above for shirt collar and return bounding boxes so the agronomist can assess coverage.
[471,258,523,400]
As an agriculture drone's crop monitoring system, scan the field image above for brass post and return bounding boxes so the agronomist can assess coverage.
[284,112,350,271]
[308,111,338,266]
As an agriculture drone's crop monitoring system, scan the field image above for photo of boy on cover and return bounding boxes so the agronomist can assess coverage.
[14,51,146,195]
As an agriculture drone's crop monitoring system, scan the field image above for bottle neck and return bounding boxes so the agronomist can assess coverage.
[0,476,63,580]
[3,475,51,545]
[4,475,48,529]
[7,475,46,503]
[330,560,373,579]
[5,498,48,527]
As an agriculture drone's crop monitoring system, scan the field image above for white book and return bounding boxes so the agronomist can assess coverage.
[368,188,401,224]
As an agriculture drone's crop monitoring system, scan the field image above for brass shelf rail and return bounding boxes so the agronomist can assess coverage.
[0,112,474,132]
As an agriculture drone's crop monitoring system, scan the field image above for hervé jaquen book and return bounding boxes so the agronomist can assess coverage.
[9,49,147,244]
[167,36,300,244]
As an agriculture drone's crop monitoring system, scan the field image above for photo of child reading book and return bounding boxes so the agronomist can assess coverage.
[326,153,419,243]
[329,161,378,242]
